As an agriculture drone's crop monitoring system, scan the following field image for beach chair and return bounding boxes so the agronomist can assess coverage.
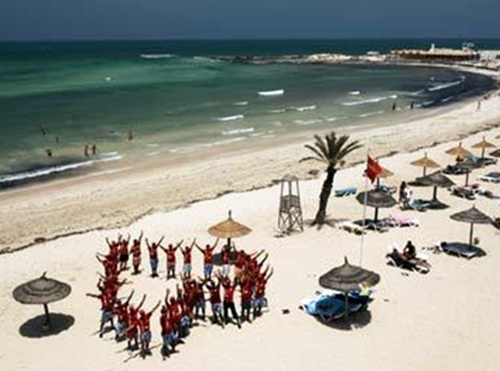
[337,221,366,235]
[401,199,429,211]
[479,172,500,184]
[364,220,390,233]
[436,242,483,259]
[386,244,431,274]
[450,185,476,200]
[334,187,357,197]
[443,164,470,175]
[386,215,420,228]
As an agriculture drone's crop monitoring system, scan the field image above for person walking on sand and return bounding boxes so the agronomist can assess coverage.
[146,237,164,278]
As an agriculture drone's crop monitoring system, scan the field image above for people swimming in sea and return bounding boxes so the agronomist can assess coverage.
[45,148,53,158]
[392,102,397,111]
[128,131,134,141]
[92,144,97,156]
[84,145,90,157]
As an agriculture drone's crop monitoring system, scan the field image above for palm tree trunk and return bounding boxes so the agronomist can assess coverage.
[312,166,336,225]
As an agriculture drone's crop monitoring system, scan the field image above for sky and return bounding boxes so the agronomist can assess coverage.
[0,0,498,41]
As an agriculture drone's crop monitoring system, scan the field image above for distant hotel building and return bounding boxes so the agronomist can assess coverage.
[391,43,479,62]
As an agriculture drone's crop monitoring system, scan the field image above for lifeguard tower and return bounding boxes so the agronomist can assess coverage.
[277,174,304,233]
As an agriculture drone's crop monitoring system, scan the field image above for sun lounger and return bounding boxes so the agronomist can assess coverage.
[436,242,484,259]
[386,215,420,227]
[301,291,370,322]
[386,244,431,274]
[401,199,429,211]
[443,164,470,175]
[334,187,357,197]
[337,221,366,235]
[450,185,476,200]
[479,172,500,184]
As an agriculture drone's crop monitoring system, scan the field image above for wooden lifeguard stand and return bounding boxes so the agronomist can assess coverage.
[278,174,304,233]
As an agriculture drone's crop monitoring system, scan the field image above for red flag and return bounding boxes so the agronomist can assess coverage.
[365,156,382,183]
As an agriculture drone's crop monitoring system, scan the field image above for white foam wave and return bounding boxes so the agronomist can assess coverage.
[146,143,160,148]
[342,95,397,106]
[258,89,284,97]
[147,151,161,157]
[440,96,455,103]
[428,80,463,92]
[349,91,361,95]
[222,127,255,136]
[140,54,175,59]
[294,119,323,126]
[295,105,317,112]
[233,101,249,106]
[326,117,338,122]
[215,115,244,122]
[207,137,247,147]
[358,110,385,118]
[0,160,94,184]
[193,56,218,62]
[269,109,286,113]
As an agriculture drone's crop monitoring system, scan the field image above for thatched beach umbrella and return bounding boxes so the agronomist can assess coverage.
[415,171,455,202]
[13,272,71,329]
[472,136,496,159]
[319,257,380,317]
[445,142,471,160]
[410,152,441,177]
[450,206,492,246]
[208,210,252,246]
[356,190,397,222]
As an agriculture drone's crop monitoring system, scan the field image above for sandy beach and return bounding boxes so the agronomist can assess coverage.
[0,60,499,371]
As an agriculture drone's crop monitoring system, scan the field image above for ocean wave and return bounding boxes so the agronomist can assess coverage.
[233,101,249,106]
[294,119,323,125]
[427,79,463,92]
[0,153,123,185]
[358,110,385,118]
[342,95,397,106]
[193,56,218,62]
[146,143,160,148]
[269,109,286,113]
[215,114,244,122]
[440,96,455,103]
[294,105,317,112]
[147,151,161,157]
[349,91,361,95]
[222,127,255,136]
[326,117,338,122]
[207,137,247,147]
[140,54,175,59]
[258,89,284,97]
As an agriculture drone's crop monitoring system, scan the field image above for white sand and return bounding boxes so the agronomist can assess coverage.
[0,123,499,370]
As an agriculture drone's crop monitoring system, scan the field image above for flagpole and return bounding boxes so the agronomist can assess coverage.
[359,153,370,267]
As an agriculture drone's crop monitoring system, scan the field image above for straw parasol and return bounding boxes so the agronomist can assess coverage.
[410,152,441,177]
[208,210,252,246]
[356,190,397,222]
[445,142,471,160]
[319,257,380,317]
[471,136,496,159]
[450,206,492,245]
[13,272,71,329]
[415,171,454,202]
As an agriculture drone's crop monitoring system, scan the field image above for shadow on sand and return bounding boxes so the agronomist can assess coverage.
[315,310,372,331]
[19,313,75,338]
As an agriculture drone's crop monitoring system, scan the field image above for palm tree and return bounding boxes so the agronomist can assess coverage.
[301,132,362,226]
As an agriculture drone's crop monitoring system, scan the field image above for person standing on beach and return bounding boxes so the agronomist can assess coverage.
[86,291,115,338]
[84,145,89,157]
[240,278,253,324]
[220,243,233,277]
[206,277,224,327]
[476,100,481,112]
[92,144,97,156]
[220,276,241,328]
[161,240,183,280]
[138,301,161,358]
[253,268,273,318]
[160,306,177,359]
[392,101,397,111]
[180,240,196,279]
[118,235,131,271]
[195,238,219,280]
[128,130,134,141]
[130,231,144,275]
[146,237,164,278]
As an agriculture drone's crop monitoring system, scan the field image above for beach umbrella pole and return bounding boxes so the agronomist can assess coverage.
[423,166,427,177]
[469,223,474,245]
[432,186,438,201]
[43,303,51,328]
[465,172,470,186]
[374,207,379,223]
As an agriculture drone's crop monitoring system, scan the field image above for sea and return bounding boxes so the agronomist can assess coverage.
[1,39,499,188]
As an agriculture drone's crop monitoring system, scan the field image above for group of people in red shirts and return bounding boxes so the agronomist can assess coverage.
[87,232,274,360]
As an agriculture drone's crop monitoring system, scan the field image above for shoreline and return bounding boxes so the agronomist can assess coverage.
[0,62,499,254]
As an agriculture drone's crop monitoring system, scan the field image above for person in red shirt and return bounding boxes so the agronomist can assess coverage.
[86,291,116,338]
[195,238,219,280]
[161,240,183,280]
[113,290,134,341]
[126,295,146,350]
[138,301,161,358]
[130,231,144,275]
[254,268,273,318]
[240,278,254,323]
[193,278,206,321]
[145,236,164,278]
[118,234,131,271]
[159,306,177,359]
[205,277,224,328]
[220,275,241,329]
[180,239,196,279]
[220,243,234,277]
